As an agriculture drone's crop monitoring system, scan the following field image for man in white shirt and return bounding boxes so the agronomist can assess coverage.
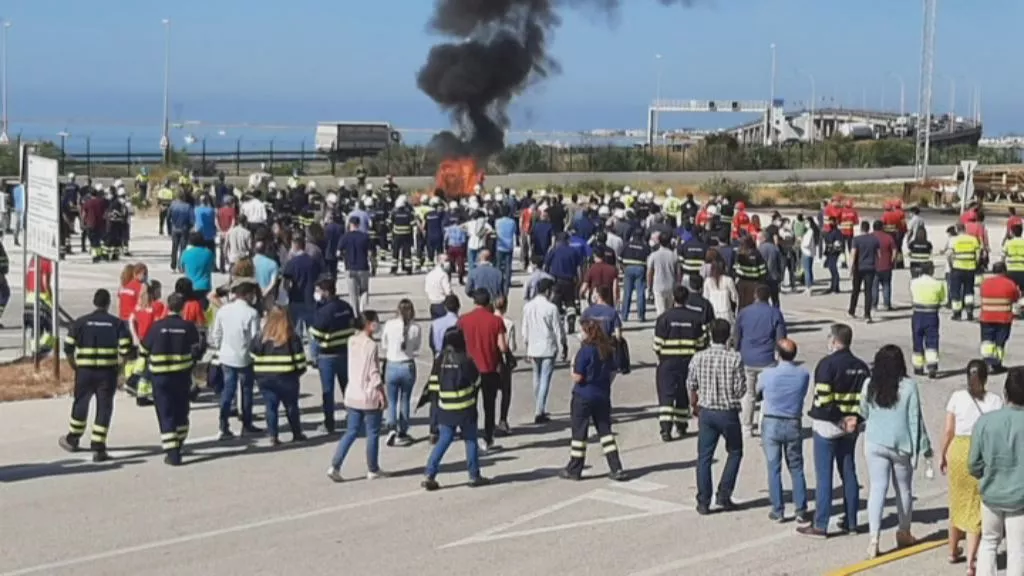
[225,215,253,271]
[521,278,562,423]
[424,255,453,319]
[209,282,263,440]
[465,211,493,273]
[240,193,267,226]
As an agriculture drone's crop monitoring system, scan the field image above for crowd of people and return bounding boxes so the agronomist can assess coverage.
[15,167,1022,575]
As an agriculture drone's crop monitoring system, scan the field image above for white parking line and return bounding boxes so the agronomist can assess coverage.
[0,489,424,576]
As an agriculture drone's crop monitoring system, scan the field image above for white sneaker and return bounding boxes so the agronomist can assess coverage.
[366,470,385,480]
[386,430,398,447]
[866,537,879,559]
[326,466,343,483]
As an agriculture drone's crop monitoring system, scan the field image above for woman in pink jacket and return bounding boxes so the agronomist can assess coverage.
[327,311,388,482]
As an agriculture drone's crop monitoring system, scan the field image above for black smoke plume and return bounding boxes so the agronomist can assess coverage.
[418,0,696,160]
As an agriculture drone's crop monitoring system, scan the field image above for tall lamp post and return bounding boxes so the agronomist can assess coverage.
[0,19,11,145]
[801,71,816,143]
[888,72,906,117]
[653,53,663,146]
[160,18,171,163]
[766,43,776,146]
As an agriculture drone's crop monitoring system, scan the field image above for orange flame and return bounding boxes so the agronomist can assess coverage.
[435,157,485,199]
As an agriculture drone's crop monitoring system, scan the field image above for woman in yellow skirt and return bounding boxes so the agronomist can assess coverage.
[940,360,1004,575]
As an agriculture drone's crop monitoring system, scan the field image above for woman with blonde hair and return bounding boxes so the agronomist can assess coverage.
[940,360,1003,573]
[328,310,388,482]
[380,298,421,446]
[118,263,147,321]
[702,258,738,323]
[249,306,307,445]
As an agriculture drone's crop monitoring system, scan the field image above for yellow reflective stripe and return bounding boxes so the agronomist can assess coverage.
[253,364,302,373]
[76,358,119,367]
[76,347,119,355]
[150,361,193,373]
[439,398,477,411]
[658,349,696,356]
[64,336,76,345]
[118,338,132,346]
[149,354,192,362]
[438,386,476,400]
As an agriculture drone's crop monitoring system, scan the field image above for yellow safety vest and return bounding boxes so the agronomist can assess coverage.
[951,234,980,271]
[1005,237,1024,272]
[910,275,946,313]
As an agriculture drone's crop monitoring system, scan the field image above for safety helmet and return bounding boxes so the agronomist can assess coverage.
[598,206,610,216]
[736,201,746,211]
[665,188,673,197]
[338,178,346,188]
[613,208,625,219]
[116,187,127,197]
[364,197,374,208]
[484,194,493,202]
[623,186,632,193]
[448,201,458,210]
[307,180,317,190]
[493,186,502,195]
[538,189,547,197]
[94,182,104,192]
[113,179,123,188]
[612,191,621,199]
[365,183,374,191]
[326,193,338,205]
[495,192,504,202]
[68,172,76,180]
[430,196,440,206]
[395,195,407,207]
[708,205,719,216]
[509,189,517,196]
[631,190,639,197]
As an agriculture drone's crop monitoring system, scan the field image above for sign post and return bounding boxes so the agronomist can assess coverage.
[25,154,61,377]
[958,160,979,215]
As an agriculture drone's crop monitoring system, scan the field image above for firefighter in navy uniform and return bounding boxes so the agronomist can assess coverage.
[309,278,356,434]
[421,327,492,491]
[59,182,79,258]
[0,236,9,327]
[684,276,715,327]
[653,286,707,441]
[423,197,446,266]
[390,195,415,275]
[559,318,628,482]
[909,262,946,378]
[58,289,134,462]
[907,228,933,278]
[620,229,652,322]
[381,174,400,204]
[104,190,129,261]
[141,293,204,466]
[371,196,391,273]
[679,234,709,290]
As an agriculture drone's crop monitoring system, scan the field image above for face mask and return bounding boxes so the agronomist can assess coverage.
[313,292,323,303]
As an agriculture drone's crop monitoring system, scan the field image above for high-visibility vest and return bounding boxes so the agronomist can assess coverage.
[910,275,946,314]
[1005,237,1024,272]
[951,234,981,271]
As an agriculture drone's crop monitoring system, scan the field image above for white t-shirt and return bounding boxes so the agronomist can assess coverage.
[946,390,1004,436]
[380,318,422,362]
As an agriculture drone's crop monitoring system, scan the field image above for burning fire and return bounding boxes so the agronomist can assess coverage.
[435,157,485,199]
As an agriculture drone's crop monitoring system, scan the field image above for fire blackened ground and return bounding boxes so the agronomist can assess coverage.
[0,216,1011,576]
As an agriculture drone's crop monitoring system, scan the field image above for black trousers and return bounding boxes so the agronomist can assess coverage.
[766,278,781,308]
[152,373,192,454]
[565,394,622,476]
[478,372,501,444]
[498,364,512,423]
[67,368,117,450]
[848,270,875,319]
[656,359,691,434]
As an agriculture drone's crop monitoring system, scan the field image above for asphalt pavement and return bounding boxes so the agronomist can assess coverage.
[0,214,1018,576]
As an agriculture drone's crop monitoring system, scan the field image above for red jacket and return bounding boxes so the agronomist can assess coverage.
[82,197,108,230]
[839,208,859,237]
[979,275,1021,324]
[26,258,53,296]
[731,211,750,239]
[695,208,710,228]
[1007,215,1022,233]
[881,211,902,234]
[823,205,842,231]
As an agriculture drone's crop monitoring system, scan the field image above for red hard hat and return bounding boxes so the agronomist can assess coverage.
[894,199,903,208]
[845,199,853,208]
[736,201,746,211]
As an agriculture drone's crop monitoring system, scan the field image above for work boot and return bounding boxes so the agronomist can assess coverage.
[468,476,491,488]
[92,450,110,463]
[558,468,582,481]
[421,477,440,491]
[927,368,938,379]
[913,368,925,376]
[676,423,689,436]
[608,469,629,482]
[163,449,182,467]
[58,435,80,453]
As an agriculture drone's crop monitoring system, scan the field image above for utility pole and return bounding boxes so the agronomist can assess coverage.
[914,0,937,180]
[802,71,817,143]
[652,53,663,147]
[0,20,11,145]
[889,72,906,117]
[766,43,776,146]
[160,18,171,163]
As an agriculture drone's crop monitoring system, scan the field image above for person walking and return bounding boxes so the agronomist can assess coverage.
[758,231,784,307]
[327,311,388,482]
[703,259,738,323]
[493,295,516,435]
[849,221,881,323]
[871,220,898,312]
[309,278,356,434]
[494,206,517,295]
[380,299,421,447]
[798,323,870,539]
[421,327,492,491]
[338,216,372,315]
[282,235,322,342]
[735,284,787,437]
[249,307,308,445]
[620,228,651,322]
[654,286,708,441]
[180,231,215,306]
[466,249,504,300]
[425,254,453,319]
[209,281,262,439]
[978,263,1021,372]
[687,318,746,515]
[940,360,1003,571]
[757,338,811,523]
[522,278,561,424]
[859,345,933,558]
[168,191,194,271]
[969,367,1024,576]
[458,289,509,451]
[224,215,253,274]
[647,234,679,316]
[559,319,628,482]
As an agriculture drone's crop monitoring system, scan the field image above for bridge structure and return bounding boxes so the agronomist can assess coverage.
[647,98,983,148]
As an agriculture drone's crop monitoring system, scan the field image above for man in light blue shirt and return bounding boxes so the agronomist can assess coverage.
[347,203,371,233]
[735,283,787,436]
[494,207,517,295]
[12,182,25,245]
[756,338,810,523]
[429,295,460,356]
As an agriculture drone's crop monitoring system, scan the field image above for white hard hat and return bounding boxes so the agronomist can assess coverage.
[612,191,621,198]
[631,190,639,197]
[116,187,127,197]
[598,206,610,216]
[665,188,674,197]
[509,188,517,196]
[468,197,480,209]
[538,189,547,197]
[614,208,625,219]
[113,179,123,188]
[363,197,374,208]
[68,172,76,180]
[484,194,493,202]
[473,184,482,193]
[326,193,338,205]
[493,186,502,195]
[623,186,632,193]
[365,183,374,191]
[307,180,317,189]
[430,197,440,206]
[495,192,504,202]
[94,182,104,191]
[395,195,407,207]
[448,201,457,210]
[268,181,278,190]
[708,205,719,216]
[420,193,429,203]
[338,178,346,188]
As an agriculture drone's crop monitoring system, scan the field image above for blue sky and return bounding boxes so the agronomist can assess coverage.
[3,0,1022,143]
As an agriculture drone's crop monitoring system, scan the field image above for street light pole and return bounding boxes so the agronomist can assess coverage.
[160,18,171,163]
[802,71,816,143]
[767,43,776,146]
[0,19,11,145]
[889,73,906,117]
[654,53,662,145]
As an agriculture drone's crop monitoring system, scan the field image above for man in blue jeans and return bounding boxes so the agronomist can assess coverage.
[687,319,747,515]
[494,207,517,296]
[619,230,651,322]
[757,338,810,523]
[167,192,194,271]
[798,323,869,538]
[283,235,322,345]
[309,279,355,434]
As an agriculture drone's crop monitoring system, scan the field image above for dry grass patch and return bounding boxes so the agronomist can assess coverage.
[0,358,76,402]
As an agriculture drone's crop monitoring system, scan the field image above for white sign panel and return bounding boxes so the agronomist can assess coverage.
[26,155,61,260]
[958,160,978,204]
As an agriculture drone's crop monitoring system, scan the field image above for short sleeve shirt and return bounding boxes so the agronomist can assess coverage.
[282,252,320,304]
[581,303,622,336]
[946,390,1004,436]
[338,231,371,272]
[584,262,618,292]
[873,231,896,272]
[852,233,881,271]
[458,307,506,374]
[572,343,613,400]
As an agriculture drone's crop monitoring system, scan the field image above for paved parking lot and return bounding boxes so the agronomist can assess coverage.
[0,215,1017,575]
